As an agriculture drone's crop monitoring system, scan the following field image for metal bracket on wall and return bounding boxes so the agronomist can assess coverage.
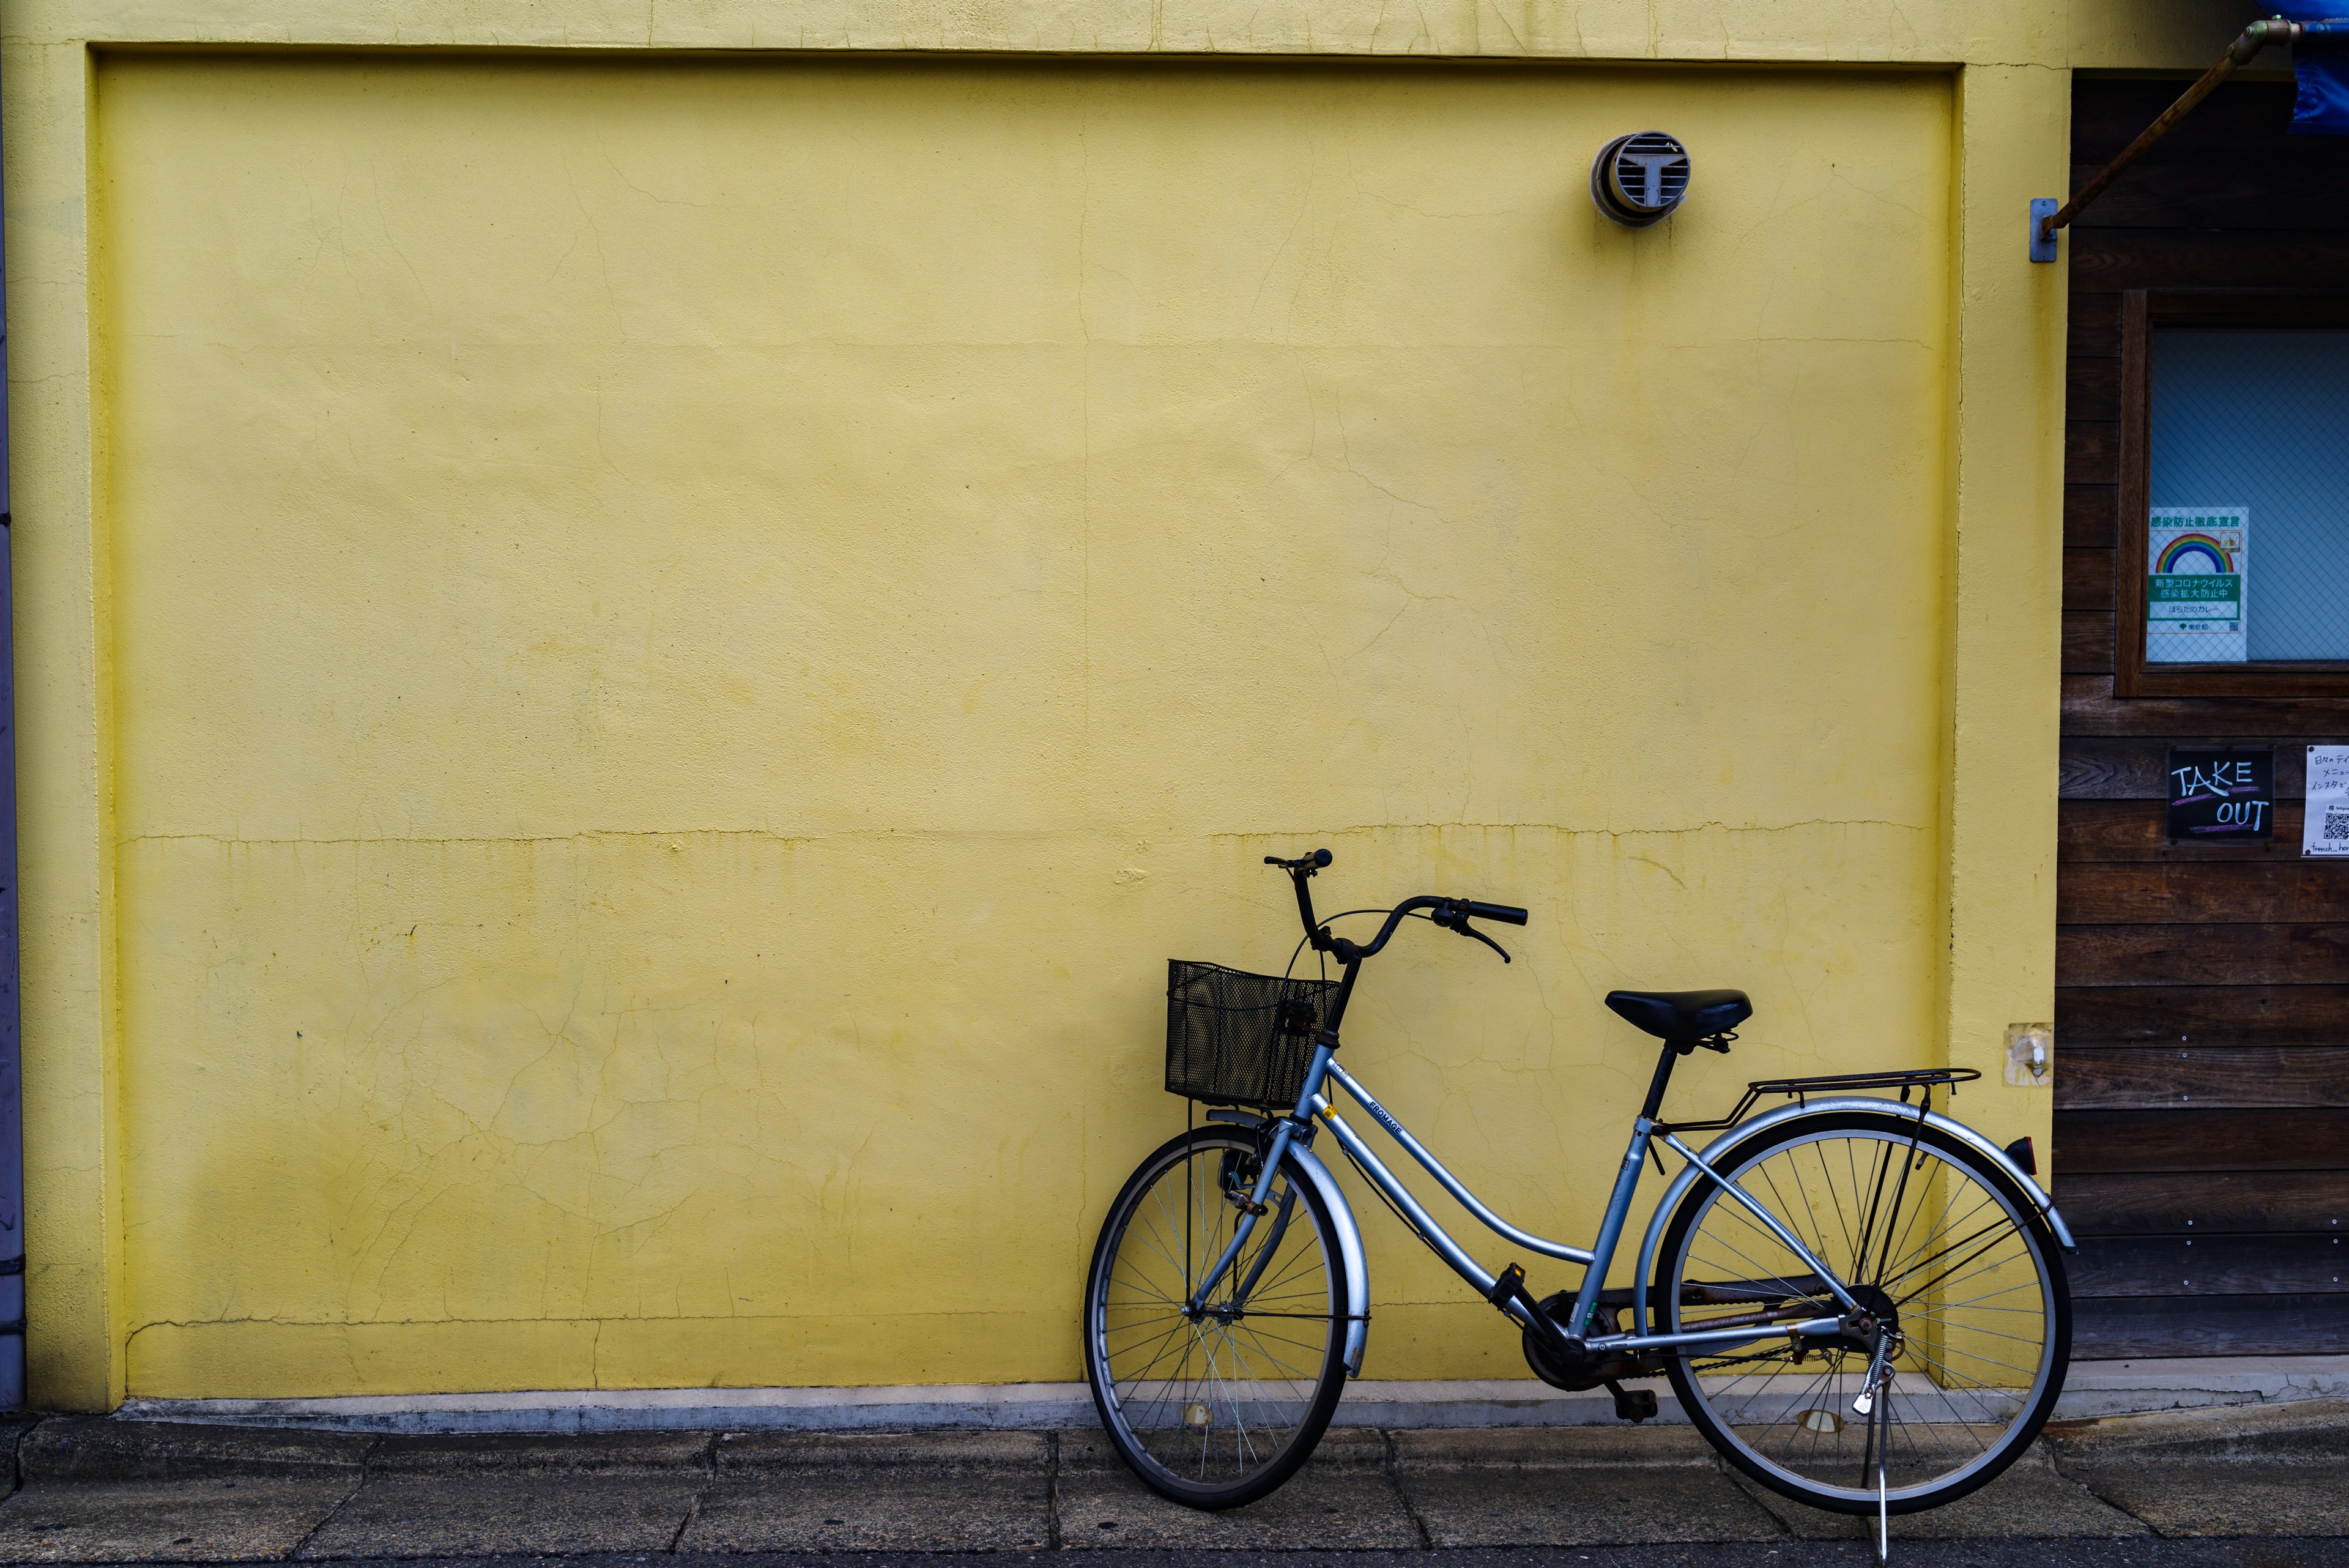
[2028,198,2058,264]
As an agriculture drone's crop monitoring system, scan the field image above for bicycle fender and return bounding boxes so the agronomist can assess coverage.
[1205,1109,1370,1377]
[1286,1140,1371,1377]
[1628,1095,2077,1337]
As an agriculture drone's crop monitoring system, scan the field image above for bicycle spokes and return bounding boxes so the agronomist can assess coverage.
[1089,1131,1347,1498]
[1666,1124,2060,1508]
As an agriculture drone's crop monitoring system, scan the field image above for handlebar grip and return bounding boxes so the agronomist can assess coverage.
[1263,849,1334,869]
[1465,899,1529,926]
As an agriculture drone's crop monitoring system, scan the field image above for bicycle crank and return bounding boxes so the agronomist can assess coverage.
[1518,1289,1666,1403]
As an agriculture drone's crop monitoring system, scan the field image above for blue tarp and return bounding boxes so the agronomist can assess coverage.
[2275,7,2349,133]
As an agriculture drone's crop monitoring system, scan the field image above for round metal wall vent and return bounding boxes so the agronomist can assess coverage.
[1591,132,1691,227]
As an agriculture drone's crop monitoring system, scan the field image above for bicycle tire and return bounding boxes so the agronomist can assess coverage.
[1082,1123,1351,1510]
[1657,1107,2071,1515]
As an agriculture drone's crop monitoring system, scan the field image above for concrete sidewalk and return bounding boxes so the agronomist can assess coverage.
[0,1401,2338,1561]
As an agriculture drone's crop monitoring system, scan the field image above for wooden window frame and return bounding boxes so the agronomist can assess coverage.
[2115,289,2349,699]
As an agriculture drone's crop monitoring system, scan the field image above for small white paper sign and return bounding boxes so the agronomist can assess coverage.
[2304,746,2349,858]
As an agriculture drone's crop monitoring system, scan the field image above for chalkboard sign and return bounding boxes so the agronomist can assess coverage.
[2167,748,2274,841]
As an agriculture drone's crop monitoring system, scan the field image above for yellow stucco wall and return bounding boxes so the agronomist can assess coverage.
[4,1,2238,1408]
[100,52,1950,1396]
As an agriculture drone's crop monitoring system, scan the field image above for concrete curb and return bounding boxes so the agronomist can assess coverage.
[20,1419,371,1483]
[121,1383,1108,1436]
[113,1382,1681,1436]
[2046,1396,2349,1463]
[113,1355,2349,1435]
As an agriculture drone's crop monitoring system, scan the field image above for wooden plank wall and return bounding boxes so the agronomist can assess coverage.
[2055,80,2349,1359]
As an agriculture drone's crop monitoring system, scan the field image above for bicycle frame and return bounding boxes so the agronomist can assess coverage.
[1187,858,2073,1375]
[1190,1039,2072,1367]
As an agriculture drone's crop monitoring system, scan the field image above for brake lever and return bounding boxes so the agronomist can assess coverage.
[1433,907,1512,964]
[1460,922,1512,964]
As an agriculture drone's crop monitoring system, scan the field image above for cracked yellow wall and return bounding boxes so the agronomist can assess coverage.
[91,51,1962,1397]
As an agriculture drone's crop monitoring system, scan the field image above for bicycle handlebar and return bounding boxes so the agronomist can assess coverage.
[1266,848,1527,964]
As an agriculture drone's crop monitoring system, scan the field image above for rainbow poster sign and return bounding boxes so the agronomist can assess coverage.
[2148,506,2248,664]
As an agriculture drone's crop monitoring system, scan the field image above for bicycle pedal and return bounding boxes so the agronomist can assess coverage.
[1605,1380,1658,1423]
[1485,1263,1527,1308]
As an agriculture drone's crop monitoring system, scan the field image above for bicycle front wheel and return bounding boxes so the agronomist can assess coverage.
[1658,1109,2069,1515]
[1082,1124,1351,1510]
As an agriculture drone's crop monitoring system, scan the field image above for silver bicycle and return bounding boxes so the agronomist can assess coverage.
[1082,848,2074,1524]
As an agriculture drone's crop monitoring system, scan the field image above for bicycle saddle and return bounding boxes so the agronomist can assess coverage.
[1605,988,1752,1044]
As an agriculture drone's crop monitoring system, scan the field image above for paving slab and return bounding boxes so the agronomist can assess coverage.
[2065,1460,2349,1539]
[299,1435,713,1559]
[683,1430,1050,1553]
[1056,1428,1420,1550]
[0,1474,362,1562]
[1729,1444,2151,1540]
[1392,1424,1783,1545]
[299,1475,700,1559]
[2045,1399,2349,1538]
[0,1417,374,1564]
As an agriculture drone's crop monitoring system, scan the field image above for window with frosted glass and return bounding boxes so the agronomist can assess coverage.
[2147,329,2349,664]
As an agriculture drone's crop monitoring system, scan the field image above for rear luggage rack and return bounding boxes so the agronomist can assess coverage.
[1663,1067,1980,1133]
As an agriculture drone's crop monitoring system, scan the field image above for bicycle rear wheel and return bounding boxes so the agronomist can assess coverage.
[1658,1109,2069,1515]
[1082,1124,1350,1510]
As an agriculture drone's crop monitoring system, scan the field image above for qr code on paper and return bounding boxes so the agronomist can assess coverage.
[2325,807,2349,844]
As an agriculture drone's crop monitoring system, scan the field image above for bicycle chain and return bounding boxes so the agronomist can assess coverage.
[1691,1345,1854,1374]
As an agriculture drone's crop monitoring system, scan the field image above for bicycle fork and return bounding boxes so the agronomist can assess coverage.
[1187,1113,1306,1315]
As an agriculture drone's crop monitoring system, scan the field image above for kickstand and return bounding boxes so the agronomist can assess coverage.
[1874,1397,1890,1562]
[1854,1329,1896,1562]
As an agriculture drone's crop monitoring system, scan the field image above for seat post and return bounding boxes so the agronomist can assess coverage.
[1570,1044,1683,1340]
[1639,1042,1683,1121]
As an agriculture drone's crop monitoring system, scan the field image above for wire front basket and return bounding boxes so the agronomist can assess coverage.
[1164,960,1338,1109]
